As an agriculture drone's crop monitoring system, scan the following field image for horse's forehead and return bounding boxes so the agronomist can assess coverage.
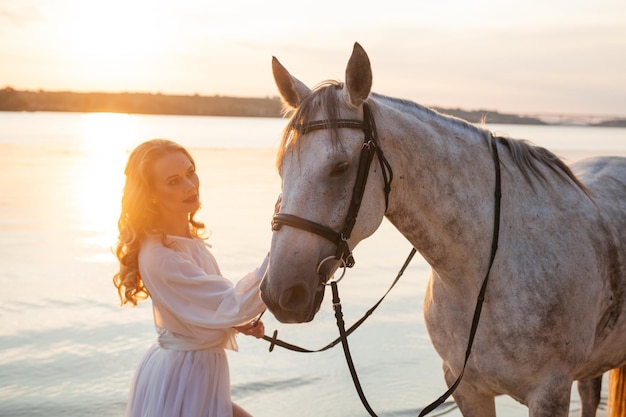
[283,131,338,168]
[302,122,366,152]
[281,128,360,177]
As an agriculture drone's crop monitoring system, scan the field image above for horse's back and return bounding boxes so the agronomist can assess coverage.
[573,156,626,199]
[573,156,626,226]
[572,154,626,249]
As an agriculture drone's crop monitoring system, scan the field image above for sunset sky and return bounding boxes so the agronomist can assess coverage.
[1,0,625,116]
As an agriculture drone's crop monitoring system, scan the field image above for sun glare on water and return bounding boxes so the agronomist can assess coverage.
[75,113,140,258]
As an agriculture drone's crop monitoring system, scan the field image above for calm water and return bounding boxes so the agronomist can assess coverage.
[0,111,624,417]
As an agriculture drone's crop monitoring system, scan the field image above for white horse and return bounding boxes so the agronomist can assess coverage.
[259,43,626,417]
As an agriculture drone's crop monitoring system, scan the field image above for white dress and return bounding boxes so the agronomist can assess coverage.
[126,235,268,417]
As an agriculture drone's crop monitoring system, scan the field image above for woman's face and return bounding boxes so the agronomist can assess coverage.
[150,151,200,221]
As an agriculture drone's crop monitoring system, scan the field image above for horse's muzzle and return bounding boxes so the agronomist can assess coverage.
[260,276,325,323]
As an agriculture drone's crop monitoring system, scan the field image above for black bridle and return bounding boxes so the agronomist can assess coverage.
[267,100,503,417]
[271,102,393,270]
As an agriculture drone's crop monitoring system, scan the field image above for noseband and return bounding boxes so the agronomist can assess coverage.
[271,102,393,276]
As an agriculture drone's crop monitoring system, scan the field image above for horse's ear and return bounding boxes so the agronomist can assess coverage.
[344,42,372,107]
[272,56,311,109]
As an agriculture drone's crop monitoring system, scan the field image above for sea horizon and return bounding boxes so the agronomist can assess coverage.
[2,88,625,127]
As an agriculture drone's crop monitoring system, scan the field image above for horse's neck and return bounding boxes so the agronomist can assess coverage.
[380,103,496,281]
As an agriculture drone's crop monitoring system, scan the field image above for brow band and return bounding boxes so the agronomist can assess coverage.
[294,119,365,134]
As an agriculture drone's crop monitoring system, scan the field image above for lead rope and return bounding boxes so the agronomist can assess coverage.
[331,135,502,417]
[331,279,378,416]
[262,247,417,353]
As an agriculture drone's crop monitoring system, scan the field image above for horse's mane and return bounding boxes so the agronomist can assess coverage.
[495,136,586,191]
[277,84,586,192]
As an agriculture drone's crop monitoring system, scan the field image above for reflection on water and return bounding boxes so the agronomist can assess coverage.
[76,113,138,255]
[79,113,140,155]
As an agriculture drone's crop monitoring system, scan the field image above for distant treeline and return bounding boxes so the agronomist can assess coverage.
[1,87,624,126]
[0,87,283,117]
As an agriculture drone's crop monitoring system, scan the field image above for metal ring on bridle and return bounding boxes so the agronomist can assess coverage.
[316,255,347,285]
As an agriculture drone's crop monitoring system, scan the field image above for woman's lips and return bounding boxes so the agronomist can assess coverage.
[184,194,198,203]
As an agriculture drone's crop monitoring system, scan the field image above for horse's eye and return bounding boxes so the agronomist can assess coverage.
[330,162,349,177]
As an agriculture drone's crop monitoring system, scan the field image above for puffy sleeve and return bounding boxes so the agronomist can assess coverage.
[138,238,268,342]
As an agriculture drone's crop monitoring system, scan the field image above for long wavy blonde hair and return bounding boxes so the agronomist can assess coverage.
[113,139,205,306]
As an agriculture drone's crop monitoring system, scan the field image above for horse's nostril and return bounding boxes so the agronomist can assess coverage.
[278,284,310,311]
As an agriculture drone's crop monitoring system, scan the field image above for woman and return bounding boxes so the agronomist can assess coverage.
[114,138,269,417]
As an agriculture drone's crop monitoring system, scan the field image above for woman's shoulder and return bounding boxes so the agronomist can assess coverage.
[139,234,221,278]
[142,234,209,250]
[140,234,214,264]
